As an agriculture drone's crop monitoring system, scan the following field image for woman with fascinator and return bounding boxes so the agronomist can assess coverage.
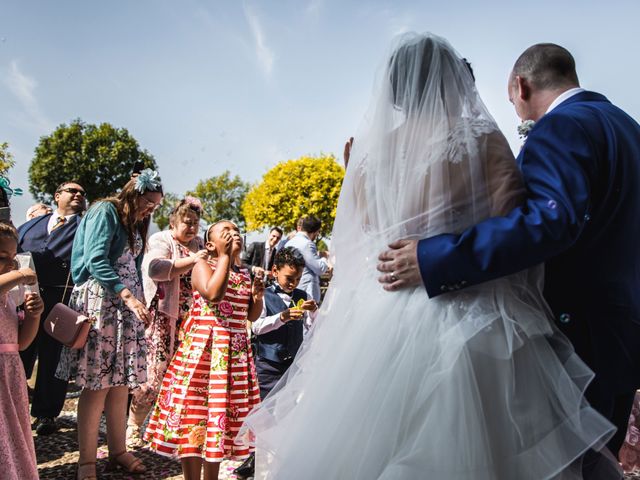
[56,169,163,479]
[241,33,618,479]
[126,196,208,447]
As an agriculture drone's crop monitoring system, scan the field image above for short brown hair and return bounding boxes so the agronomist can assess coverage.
[512,43,579,90]
[169,199,202,227]
[0,222,18,243]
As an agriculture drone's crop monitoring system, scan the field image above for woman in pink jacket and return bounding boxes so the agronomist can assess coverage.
[127,197,207,447]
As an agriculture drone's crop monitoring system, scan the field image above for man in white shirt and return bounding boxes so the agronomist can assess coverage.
[284,216,330,303]
[243,226,283,273]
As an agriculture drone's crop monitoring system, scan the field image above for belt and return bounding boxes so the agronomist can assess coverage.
[0,343,19,353]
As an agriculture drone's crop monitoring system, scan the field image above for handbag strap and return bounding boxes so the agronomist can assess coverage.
[61,268,72,303]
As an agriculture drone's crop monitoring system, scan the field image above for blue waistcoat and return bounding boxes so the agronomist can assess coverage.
[18,213,81,288]
[256,286,307,364]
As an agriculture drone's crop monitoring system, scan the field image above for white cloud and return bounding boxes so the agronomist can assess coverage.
[4,60,52,133]
[243,4,275,76]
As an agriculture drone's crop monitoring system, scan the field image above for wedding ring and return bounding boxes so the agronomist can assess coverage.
[390,272,398,282]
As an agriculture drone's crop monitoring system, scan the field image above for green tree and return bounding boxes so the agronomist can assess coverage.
[152,192,181,231]
[189,171,250,228]
[242,154,345,234]
[28,119,157,202]
[0,142,15,175]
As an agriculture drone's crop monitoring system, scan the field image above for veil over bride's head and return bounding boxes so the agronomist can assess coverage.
[331,32,517,267]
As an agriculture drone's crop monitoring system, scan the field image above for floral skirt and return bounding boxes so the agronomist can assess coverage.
[131,311,183,410]
[56,278,147,390]
[144,314,260,461]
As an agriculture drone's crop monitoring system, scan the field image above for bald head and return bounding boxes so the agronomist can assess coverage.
[511,43,579,90]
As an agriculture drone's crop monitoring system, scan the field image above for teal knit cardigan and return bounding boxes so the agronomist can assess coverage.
[71,201,143,294]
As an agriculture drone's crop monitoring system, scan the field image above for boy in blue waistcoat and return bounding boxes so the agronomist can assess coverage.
[234,247,318,479]
[252,246,318,399]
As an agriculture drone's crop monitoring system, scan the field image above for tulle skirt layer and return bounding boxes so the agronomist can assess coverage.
[241,265,616,479]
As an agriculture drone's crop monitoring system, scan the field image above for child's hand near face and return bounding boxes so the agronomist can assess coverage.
[217,230,234,257]
[252,273,265,302]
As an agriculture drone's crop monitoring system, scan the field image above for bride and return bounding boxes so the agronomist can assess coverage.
[241,33,618,479]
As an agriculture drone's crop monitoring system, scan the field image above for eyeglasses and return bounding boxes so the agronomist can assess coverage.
[58,187,86,197]
[139,196,161,212]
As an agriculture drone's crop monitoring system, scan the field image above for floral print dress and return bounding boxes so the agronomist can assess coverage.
[56,236,147,390]
[620,391,640,472]
[132,243,194,410]
[145,259,261,461]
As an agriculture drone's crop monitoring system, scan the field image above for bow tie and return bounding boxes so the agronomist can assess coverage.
[272,284,292,295]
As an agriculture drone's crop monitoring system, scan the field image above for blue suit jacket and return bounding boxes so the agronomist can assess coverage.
[417,91,640,393]
[17,213,82,288]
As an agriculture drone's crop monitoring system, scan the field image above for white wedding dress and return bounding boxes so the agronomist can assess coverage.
[240,33,617,479]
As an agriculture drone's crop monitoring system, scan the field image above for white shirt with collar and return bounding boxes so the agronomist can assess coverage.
[545,87,585,114]
[252,287,314,336]
[46,210,77,234]
[263,240,273,270]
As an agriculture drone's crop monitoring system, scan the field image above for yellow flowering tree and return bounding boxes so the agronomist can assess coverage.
[242,154,345,234]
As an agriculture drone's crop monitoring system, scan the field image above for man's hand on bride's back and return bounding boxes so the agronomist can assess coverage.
[377,240,422,291]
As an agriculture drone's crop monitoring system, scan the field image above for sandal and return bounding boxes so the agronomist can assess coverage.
[105,451,146,474]
[76,461,97,480]
[126,424,146,449]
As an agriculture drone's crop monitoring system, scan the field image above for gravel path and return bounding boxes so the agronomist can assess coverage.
[35,396,246,479]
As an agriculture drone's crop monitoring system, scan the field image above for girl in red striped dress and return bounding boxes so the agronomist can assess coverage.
[146,220,263,480]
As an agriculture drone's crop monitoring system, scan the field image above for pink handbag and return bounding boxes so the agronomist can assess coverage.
[44,272,93,349]
[44,303,92,349]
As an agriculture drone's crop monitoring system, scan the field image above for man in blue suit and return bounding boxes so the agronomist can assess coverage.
[377,44,640,469]
[18,181,86,435]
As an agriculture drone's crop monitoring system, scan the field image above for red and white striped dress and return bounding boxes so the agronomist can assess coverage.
[145,260,261,461]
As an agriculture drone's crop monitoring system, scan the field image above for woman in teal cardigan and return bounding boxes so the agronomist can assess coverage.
[56,170,163,480]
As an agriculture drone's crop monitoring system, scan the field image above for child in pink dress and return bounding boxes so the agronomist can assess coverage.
[0,223,44,480]
[146,220,263,480]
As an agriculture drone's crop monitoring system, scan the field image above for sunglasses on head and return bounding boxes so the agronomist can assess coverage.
[58,187,86,196]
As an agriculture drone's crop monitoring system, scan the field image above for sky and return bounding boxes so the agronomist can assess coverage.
[2,0,639,228]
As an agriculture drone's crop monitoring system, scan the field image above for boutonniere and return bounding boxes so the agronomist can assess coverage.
[517,120,536,139]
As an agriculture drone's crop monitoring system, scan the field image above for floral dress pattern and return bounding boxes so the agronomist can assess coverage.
[132,243,194,410]
[620,390,640,472]
[145,259,261,462]
[0,293,38,480]
[56,236,147,390]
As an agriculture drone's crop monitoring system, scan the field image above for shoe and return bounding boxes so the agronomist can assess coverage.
[126,424,146,449]
[105,450,146,474]
[35,417,59,435]
[234,452,255,479]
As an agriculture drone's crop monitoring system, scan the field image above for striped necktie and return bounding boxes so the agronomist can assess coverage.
[51,216,66,231]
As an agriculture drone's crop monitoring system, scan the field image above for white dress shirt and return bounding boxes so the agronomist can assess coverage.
[263,241,273,270]
[46,210,77,234]
[545,87,585,114]
[252,288,314,335]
